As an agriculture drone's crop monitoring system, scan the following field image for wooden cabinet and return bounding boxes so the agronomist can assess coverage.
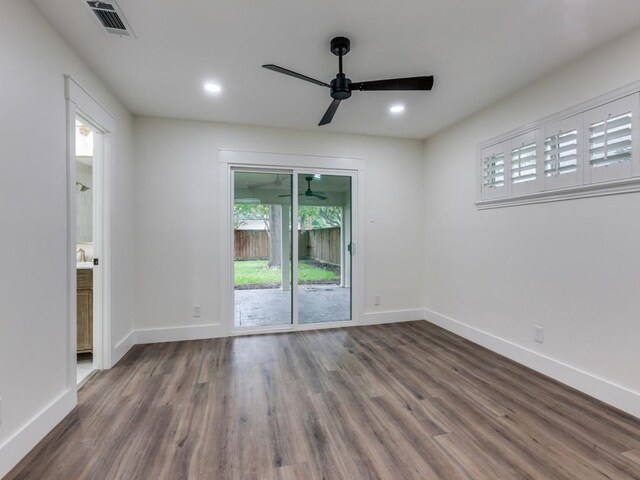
[77,268,93,353]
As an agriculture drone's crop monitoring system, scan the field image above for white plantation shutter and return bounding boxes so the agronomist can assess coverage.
[481,142,508,199]
[583,95,638,184]
[511,142,536,183]
[589,113,632,167]
[509,130,540,194]
[544,116,580,190]
[484,153,505,188]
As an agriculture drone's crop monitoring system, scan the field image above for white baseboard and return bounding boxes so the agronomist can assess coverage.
[134,323,225,345]
[115,313,420,356]
[112,330,135,367]
[425,309,640,419]
[0,389,76,478]
[362,308,426,325]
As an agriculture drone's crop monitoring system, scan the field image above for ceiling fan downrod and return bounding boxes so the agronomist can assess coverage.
[330,37,351,101]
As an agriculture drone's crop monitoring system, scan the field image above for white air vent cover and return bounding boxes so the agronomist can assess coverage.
[85,1,135,37]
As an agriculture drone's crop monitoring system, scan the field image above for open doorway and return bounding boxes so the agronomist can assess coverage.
[66,76,114,389]
[75,115,97,385]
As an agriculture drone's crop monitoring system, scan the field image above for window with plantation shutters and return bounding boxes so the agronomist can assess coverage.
[584,95,638,184]
[477,89,640,208]
[544,117,580,190]
[481,143,507,199]
[510,130,539,194]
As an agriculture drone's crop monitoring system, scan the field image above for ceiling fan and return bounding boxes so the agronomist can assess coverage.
[279,176,327,200]
[262,36,434,126]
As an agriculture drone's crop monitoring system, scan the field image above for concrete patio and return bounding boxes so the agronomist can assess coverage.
[234,284,351,327]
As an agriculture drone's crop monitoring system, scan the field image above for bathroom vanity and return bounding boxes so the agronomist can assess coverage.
[77,267,93,353]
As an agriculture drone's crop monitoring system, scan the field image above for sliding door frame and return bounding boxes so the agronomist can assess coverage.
[218,150,365,337]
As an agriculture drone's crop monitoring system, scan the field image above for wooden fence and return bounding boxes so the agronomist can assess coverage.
[234,230,269,260]
[235,227,341,265]
[299,227,341,266]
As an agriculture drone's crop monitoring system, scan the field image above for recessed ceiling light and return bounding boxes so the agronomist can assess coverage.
[390,104,405,114]
[204,82,222,93]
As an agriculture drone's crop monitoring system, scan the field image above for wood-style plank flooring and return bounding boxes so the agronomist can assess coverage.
[7,321,640,479]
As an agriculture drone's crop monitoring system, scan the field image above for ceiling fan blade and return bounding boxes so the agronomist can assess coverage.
[319,99,341,126]
[278,194,292,198]
[311,193,328,200]
[351,75,434,91]
[262,64,330,88]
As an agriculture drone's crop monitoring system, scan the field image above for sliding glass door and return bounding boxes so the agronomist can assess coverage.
[233,171,293,328]
[232,169,354,331]
[297,173,351,324]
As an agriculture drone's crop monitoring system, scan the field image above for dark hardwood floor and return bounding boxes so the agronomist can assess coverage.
[7,321,640,479]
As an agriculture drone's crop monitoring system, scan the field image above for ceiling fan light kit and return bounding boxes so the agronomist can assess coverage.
[262,36,434,126]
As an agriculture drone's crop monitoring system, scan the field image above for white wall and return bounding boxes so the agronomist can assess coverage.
[133,117,425,337]
[0,1,134,475]
[423,27,640,415]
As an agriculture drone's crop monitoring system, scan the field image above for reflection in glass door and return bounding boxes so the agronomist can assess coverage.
[297,173,352,324]
[233,171,292,328]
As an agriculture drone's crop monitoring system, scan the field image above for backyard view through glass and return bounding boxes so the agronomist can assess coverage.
[234,172,292,327]
[297,173,351,324]
[233,170,352,328]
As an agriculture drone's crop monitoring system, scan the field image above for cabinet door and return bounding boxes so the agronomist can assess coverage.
[77,288,93,353]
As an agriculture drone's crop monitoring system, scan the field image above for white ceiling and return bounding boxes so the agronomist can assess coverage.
[33,0,640,139]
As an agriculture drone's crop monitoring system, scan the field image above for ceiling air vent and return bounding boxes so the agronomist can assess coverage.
[85,1,135,37]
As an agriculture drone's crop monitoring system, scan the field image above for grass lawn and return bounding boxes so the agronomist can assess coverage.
[235,260,338,288]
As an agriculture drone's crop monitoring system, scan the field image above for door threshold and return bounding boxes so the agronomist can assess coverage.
[231,320,357,336]
[77,369,99,390]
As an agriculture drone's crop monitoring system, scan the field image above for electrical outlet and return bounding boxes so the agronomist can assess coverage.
[193,305,202,318]
[534,325,544,344]
[374,294,381,306]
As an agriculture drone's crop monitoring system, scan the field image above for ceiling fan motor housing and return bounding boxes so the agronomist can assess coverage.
[331,74,352,100]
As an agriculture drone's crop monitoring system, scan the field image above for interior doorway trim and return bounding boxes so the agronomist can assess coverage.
[65,76,115,391]
[218,149,365,336]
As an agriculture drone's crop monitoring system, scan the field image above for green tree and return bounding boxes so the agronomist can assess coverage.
[233,204,269,229]
[234,203,282,268]
[299,206,342,229]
